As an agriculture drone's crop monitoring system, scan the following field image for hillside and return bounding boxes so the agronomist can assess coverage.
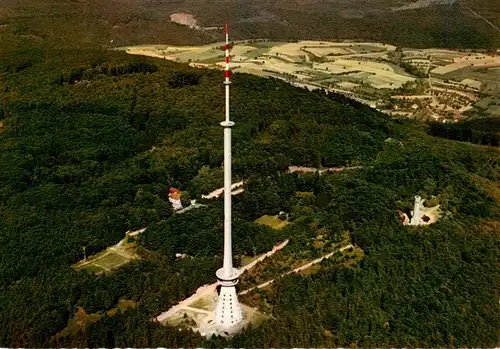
[0,47,499,347]
[0,0,499,51]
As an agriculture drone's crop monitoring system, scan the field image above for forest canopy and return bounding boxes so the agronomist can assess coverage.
[0,47,499,347]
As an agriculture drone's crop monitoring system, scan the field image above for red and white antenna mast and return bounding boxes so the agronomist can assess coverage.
[214,23,243,331]
[224,23,231,123]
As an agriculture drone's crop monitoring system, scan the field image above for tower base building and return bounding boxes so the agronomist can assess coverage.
[215,268,243,328]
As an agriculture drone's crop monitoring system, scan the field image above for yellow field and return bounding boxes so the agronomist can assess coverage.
[121,39,432,92]
[237,59,303,77]
[304,46,352,56]
[269,43,308,57]
[432,56,500,74]
[233,66,270,77]
[337,81,360,89]
[314,59,414,88]
[255,215,289,230]
[230,45,258,56]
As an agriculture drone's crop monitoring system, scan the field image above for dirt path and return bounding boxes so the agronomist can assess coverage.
[239,244,353,295]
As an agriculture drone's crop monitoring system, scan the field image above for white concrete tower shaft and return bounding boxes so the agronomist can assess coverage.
[215,24,243,330]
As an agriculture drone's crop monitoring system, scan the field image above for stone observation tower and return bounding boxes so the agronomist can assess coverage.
[410,195,422,226]
[214,24,244,329]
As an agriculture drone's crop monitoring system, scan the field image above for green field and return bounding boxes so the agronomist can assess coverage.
[189,298,212,311]
[438,66,500,96]
[486,106,500,116]
[75,250,133,274]
[255,215,289,230]
[98,252,129,269]
[474,97,500,116]
[80,264,106,274]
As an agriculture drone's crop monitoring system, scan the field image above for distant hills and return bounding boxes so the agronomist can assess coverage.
[0,0,499,50]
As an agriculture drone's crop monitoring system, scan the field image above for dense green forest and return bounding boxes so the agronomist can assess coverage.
[0,46,499,347]
[428,117,500,147]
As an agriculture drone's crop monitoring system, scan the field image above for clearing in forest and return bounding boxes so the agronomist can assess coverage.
[73,230,144,274]
[255,215,289,230]
[53,300,136,342]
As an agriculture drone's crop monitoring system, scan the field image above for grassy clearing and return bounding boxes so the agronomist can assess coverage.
[255,215,289,230]
[242,254,261,266]
[299,263,321,276]
[166,310,200,328]
[81,264,106,274]
[54,307,100,339]
[53,300,135,342]
[118,299,137,311]
[106,299,137,316]
[95,252,129,270]
[74,237,139,274]
[242,304,270,324]
[189,298,212,311]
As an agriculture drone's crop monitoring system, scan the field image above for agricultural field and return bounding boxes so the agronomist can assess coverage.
[124,40,500,122]
[123,41,412,90]
[303,46,352,56]
[437,66,500,96]
[431,55,500,75]
[476,97,500,116]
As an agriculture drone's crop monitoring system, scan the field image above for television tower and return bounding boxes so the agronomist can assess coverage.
[214,24,243,330]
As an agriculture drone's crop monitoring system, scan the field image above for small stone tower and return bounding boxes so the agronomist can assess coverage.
[410,195,422,226]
